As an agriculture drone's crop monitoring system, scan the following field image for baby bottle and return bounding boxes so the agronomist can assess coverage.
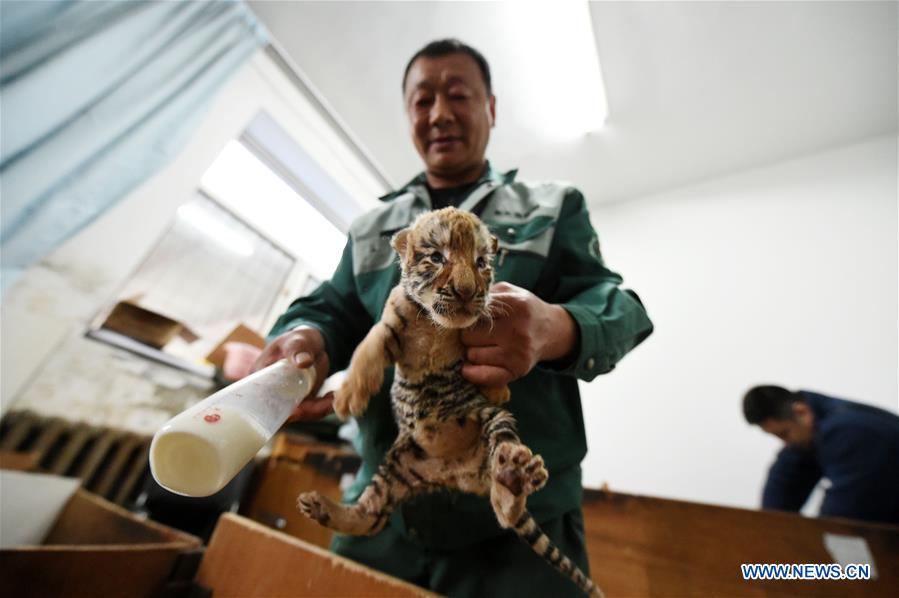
[149,360,315,497]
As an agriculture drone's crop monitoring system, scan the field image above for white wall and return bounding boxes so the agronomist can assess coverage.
[579,135,898,510]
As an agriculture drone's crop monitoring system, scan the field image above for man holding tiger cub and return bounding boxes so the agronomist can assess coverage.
[255,39,653,597]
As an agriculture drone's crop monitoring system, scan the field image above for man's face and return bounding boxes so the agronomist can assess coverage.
[760,404,816,450]
[403,53,496,184]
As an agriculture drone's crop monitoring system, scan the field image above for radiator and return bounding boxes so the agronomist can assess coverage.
[0,410,151,507]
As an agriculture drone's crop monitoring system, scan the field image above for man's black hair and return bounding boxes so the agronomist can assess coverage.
[402,38,492,95]
[742,385,804,424]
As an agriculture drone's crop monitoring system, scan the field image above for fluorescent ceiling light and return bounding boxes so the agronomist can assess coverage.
[500,1,608,139]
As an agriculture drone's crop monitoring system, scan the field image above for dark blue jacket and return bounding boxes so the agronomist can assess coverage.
[762,391,899,525]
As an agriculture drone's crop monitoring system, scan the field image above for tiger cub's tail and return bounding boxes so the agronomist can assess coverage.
[512,510,604,598]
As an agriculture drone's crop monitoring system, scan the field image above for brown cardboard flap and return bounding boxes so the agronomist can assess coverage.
[44,489,199,546]
[0,489,202,598]
[197,513,438,597]
[582,488,899,597]
[1,550,186,598]
[100,301,198,349]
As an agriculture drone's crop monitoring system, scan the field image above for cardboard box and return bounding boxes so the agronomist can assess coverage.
[582,488,899,597]
[196,513,437,597]
[101,301,196,349]
[205,323,266,370]
[242,435,360,549]
[0,475,202,598]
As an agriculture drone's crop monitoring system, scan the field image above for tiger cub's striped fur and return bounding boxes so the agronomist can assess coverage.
[298,207,602,597]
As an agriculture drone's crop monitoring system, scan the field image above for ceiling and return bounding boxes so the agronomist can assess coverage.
[247,1,897,207]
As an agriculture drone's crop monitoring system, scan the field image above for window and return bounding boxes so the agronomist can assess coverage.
[200,140,346,280]
[88,136,347,376]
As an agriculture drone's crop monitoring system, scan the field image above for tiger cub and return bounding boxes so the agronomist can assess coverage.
[297,207,602,597]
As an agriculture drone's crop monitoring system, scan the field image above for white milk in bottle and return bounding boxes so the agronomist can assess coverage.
[150,360,315,496]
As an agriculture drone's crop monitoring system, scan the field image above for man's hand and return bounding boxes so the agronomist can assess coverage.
[461,282,577,386]
[252,326,333,422]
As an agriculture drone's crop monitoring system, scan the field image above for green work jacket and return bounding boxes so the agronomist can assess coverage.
[269,164,653,550]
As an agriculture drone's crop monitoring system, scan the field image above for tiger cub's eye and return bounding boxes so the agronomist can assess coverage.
[430,252,445,264]
[476,256,486,269]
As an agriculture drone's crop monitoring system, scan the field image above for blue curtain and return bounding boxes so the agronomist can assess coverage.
[0,0,267,292]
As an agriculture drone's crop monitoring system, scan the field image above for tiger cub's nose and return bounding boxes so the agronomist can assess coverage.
[451,283,476,302]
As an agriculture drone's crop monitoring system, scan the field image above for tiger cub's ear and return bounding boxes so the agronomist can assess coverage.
[391,228,410,259]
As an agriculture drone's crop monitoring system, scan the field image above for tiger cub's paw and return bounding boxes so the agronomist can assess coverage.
[481,385,511,405]
[491,442,548,497]
[333,379,370,420]
[297,491,330,525]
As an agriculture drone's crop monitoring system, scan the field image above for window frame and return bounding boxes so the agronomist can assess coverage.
[85,188,296,379]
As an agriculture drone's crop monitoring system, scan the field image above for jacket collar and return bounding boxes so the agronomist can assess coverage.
[378,161,518,202]
[799,391,838,424]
